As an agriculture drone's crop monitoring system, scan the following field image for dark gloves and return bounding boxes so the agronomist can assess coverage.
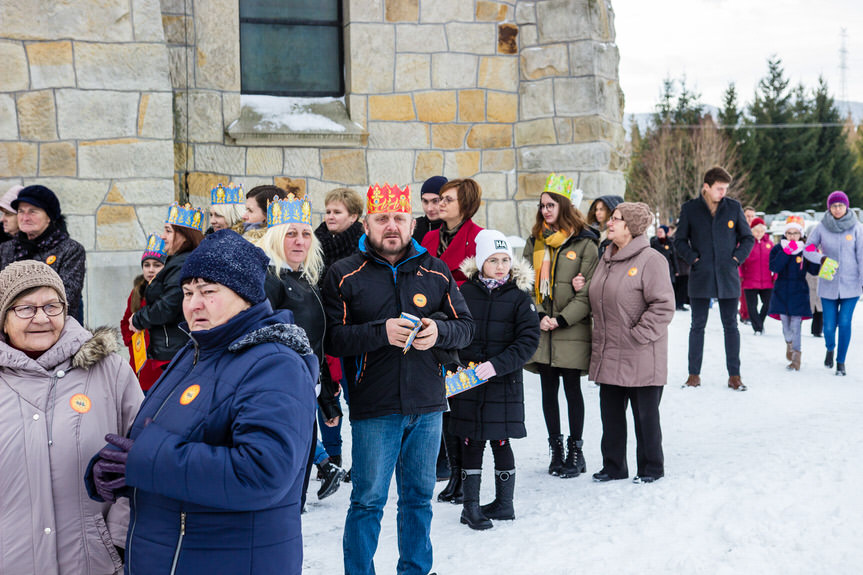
[85,434,135,503]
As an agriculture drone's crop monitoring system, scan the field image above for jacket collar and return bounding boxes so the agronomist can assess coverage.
[182,300,293,356]
[604,234,651,262]
[358,234,428,272]
[459,256,535,293]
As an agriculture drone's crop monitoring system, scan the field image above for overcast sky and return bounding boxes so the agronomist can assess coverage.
[612,0,863,114]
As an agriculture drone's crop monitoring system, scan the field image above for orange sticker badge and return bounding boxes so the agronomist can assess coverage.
[46,255,57,265]
[628,267,638,277]
[565,251,577,260]
[766,243,772,249]
[847,234,853,241]
[70,394,91,414]
[727,220,735,229]
[413,293,427,307]
[796,256,802,263]
[180,385,200,405]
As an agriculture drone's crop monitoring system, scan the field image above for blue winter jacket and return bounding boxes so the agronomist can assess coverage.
[768,244,821,318]
[121,301,317,575]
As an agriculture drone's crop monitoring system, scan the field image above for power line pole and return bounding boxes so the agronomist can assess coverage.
[839,28,849,118]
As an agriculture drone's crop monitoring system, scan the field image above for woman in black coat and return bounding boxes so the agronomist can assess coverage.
[448,231,540,530]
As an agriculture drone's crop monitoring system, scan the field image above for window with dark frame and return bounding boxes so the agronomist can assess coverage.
[239,0,344,97]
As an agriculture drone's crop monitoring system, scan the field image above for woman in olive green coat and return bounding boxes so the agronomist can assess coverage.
[524,175,599,479]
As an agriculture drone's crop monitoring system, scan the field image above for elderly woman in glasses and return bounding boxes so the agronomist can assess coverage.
[0,261,142,575]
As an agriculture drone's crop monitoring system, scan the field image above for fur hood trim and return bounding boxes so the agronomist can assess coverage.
[228,323,313,356]
[72,326,123,370]
[459,256,535,292]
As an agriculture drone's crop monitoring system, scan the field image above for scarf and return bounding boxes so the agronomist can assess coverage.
[480,273,509,291]
[438,220,464,257]
[13,224,67,262]
[821,210,857,234]
[533,224,570,303]
[315,220,363,265]
[781,239,804,255]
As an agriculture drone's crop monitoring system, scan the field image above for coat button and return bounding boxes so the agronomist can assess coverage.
[44,527,52,535]
[56,370,65,378]
[33,414,40,421]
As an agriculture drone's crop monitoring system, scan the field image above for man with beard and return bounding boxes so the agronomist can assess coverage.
[323,183,474,575]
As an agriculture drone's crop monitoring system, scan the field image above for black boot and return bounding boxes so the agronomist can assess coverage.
[316,459,347,500]
[560,437,585,478]
[437,466,463,503]
[836,362,846,376]
[460,470,492,530]
[436,436,450,481]
[480,469,515,520]
[547,435,565,476]
[825,350,834,368]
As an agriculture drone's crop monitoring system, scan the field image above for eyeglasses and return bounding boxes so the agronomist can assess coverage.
[610,215,625,223]
[439,196,457,206]
[10,302,65,319]
[539,203,557,211]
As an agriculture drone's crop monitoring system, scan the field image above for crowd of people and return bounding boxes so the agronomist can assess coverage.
[0,166,860,575]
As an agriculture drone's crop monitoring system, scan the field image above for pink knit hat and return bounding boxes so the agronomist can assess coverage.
[0,185,23,213]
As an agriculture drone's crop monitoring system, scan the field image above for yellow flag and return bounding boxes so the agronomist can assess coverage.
[132,331,147,374]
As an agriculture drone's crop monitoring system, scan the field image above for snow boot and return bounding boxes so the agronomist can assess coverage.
[547,435,565,476]
[480,469,516,520]
[437,466,463,503]
[787,350,801,371]
[825,350,834,368]
[786,341,793,361]
[560,437,585,478]
[436,437,450,481]
[316,459,347,500]
[836,362,846,376]
[460,470,492,530]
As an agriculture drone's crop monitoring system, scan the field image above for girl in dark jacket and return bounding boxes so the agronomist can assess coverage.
[768,216,821,370]
[130,203,204,363]
[450,230,540,530]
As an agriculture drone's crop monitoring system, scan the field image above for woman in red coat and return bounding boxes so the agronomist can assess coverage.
[421,178,483,286]
[739,217,775,335]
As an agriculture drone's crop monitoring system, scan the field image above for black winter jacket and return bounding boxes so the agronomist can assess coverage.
[650,236,679,284]
[673,195,754,299]
[315,220,364,288]
[323,237,474,420]
[131,251,191,361]
[412,216,442,244]
[448,257,539,441]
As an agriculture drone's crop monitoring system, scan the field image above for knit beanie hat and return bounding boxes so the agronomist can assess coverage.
[750,217,766,228]
[475,229,513,271]
[179,229,269,304]
[784,215,804,233]
[615,202,653,236]
[421,176,448,197]
[12,185,62,223]
[0,261,68,322]
[827,190,850,208]
[0,185,23,213]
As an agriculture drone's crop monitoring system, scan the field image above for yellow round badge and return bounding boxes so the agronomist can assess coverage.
[180,385,200,405]
[796,256,802,264]
[628,267,638,277]
[413,293,427,307]
[566,251,577,260]
[847,234,853,241]
[727,220,735,229]
[46,255,57,265]
[70,394,91,414]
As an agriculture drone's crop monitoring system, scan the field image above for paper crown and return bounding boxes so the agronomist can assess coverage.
[142,233,167,262]
[544,173,574,200]
[444,362,488,398]
[267,193,312,227]
[210,182,244,206]
[784,215,805,231]
[367,183,411,215]
[165,202,206,233]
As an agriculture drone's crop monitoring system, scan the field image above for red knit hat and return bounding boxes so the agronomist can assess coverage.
[750,217,766,228]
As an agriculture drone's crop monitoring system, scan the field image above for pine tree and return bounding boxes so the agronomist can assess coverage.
[808,78,858,206]
[718,83,741,137]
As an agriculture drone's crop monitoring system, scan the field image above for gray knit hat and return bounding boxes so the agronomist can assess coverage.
[615,202,653,236]
[0,261,68,322]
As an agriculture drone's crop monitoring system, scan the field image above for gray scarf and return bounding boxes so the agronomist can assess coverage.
[821,210,857,233]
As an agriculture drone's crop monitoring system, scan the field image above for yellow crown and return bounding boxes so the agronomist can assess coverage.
[267,193,312,227]
[210,182,244,206]
[543,173,574,200]
[165,202,205,233]
[367,183,411,215]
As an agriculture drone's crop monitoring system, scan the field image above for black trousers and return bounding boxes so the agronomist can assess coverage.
[537,364,584,438]
[673,275,689,308]
[688,297,740,376]
[743,288,772,333]
[599,384,664,479]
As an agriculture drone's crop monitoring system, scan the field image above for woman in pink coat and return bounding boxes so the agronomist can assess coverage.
[739,217,775,335]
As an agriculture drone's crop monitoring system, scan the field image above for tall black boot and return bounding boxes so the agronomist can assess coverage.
[825,350,834,368]
[560,437,586,478]
[436,435,450,481]
[460,469,492,530]
[547,435,565,476]
[437,432,464,503]
[480,469,515,520]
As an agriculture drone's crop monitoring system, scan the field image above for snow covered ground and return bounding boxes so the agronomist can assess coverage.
[302,307,863,574]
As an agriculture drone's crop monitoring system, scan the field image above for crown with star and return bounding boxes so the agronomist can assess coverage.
[210,182,244,206]
[142,233,167,261]
[267,193,312,227]
[165,202,205,233]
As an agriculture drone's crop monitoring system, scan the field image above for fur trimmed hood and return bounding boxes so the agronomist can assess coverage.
[459,256,534,292]
[229,323,313,356]
[72,326,123,370]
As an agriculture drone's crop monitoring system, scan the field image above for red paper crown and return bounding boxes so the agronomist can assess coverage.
[367,183,411,215]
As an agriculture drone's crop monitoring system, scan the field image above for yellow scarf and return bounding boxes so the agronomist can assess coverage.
[533,225,570,304]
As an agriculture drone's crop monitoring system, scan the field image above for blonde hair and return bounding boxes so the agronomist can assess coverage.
[260,222,324,286]
[209,203,244,229]
[325,187,364,217]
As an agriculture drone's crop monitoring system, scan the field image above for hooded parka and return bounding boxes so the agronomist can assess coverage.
[0,321,142,575]
[588,235,675,387]
[524,228,599,372]
[448,257,540,440]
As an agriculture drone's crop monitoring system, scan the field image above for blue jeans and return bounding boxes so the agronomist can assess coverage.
[319,363,350,456]
[313,439,329,466]
[821,297,859,363]
[344,412,442,575]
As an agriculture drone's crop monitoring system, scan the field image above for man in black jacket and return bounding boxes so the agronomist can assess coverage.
[674,167,755,391]
[323,183,474,575]
[412,175,446,243]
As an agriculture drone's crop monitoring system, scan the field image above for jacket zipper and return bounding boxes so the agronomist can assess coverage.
[169,512,186,575]
[127,489,138,571]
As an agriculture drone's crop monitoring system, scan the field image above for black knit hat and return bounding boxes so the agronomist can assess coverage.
[12,185,62,222]
[421,176,447,197]
[179,229,269,304]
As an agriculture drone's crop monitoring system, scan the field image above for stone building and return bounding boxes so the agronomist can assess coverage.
[0,0,625,327]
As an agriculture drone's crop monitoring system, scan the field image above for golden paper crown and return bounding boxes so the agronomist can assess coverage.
[165,202,205,233]
[444,362,488,398]
[267,193,312,227]
[367,183,411,215]
[543,173,574,200]
[142,233,167,261]
[210,182,244,206]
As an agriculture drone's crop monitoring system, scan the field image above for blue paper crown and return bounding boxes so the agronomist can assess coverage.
[444,363,488,398]
[267,194,312,227]
[142,233,167,261]
[165,202,205,233]
[210,182,244,206]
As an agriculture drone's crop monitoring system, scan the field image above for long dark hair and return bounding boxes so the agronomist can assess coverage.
[531,193,587,239]
[247,185,286,213]
[172,225,204,255]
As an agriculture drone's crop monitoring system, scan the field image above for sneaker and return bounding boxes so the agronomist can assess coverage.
[317,461,347,500]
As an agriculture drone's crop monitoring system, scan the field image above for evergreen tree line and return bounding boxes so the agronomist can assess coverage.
[627,56,863,223]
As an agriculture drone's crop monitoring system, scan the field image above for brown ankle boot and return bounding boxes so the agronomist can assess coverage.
[788,350,801,371]
[684,374,701,387]
[786,342,793,361]
[727,375,746,391]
